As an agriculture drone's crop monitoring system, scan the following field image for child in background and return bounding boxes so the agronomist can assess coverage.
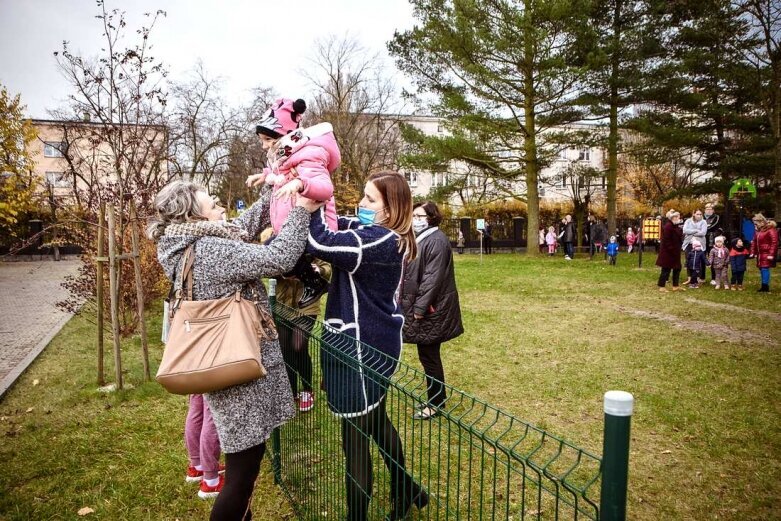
[686,239,707,289]
[708,235,730,289]
[626,227,637,253]
[605,235,619,265]
[247,98,341,308]
[545,226,557,256]
[729,238,749,291]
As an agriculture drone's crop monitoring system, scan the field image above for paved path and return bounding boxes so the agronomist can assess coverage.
[0,259,82,397]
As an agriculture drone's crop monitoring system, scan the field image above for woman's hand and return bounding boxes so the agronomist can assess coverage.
[295,194,324,213]
[275,179,304,201]
[246,173,266,188]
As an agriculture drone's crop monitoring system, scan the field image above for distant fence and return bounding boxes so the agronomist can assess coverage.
[443,217,528,250]
[269,295,633,520]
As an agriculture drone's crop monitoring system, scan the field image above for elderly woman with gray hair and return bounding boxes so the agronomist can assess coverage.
[148,180,322,520]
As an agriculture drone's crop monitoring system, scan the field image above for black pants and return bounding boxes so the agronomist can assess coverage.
[342,398,417,521]
[658,267,681,287]
[483,236,492,254]
[731,271,745,285]
[609,255,617,266]
[416,343,446,407]
[210,443,266,521]
[279,315,315,395]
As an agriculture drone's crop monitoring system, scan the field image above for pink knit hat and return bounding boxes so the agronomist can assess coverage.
[255,98,306,139]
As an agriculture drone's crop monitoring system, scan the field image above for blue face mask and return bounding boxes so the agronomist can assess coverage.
[357,207,377,226]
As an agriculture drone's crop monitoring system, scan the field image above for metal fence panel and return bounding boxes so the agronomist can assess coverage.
[271,301,606,520]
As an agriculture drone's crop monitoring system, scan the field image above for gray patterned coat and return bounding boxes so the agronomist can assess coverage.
[156,189,309,453]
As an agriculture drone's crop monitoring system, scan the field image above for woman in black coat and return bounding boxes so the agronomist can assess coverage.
[401,202,464,420]
[656,210,684,292]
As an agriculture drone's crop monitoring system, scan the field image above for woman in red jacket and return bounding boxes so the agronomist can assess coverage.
[656,210,684,292]
[750,213,778,292]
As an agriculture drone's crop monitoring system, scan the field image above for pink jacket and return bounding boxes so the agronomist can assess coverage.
[545,231,557,246]
[265,123,340,233]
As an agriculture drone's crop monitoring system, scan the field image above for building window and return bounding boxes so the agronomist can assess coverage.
[44,142,65,158]
[559,148,568,160]
[437,123,444,134]
[433,172,450,188]
[46,171,71,188]
[560,174,568,188]
[405,171,418,187]
[578,148,591,161]
[601,176,606,189]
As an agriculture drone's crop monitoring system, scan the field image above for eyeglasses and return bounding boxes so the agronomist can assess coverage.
[412,213,428,219]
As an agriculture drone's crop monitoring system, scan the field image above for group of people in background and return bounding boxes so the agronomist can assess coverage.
[656,206,778,293]
[538,214,635,263]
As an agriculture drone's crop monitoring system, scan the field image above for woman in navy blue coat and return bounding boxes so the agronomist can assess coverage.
[307,171,428,521]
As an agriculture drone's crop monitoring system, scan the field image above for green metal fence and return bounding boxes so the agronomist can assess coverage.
[269,291,631,520]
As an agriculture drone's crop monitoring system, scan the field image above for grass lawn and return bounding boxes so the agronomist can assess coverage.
[1,252,779,520]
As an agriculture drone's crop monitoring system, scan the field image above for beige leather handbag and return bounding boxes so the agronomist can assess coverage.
[156,245,271,394]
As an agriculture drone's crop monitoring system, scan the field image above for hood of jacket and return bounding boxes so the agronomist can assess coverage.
[156,234,199,283]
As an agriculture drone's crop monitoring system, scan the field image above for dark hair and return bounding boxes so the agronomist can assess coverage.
[413,201,443,226]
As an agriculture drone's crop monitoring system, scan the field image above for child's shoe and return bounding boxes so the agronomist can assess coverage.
[723,284,730,290]
[710,279,717,286]
[298,391,314,412]
[714,284,721,290]
[658,287,669,293]
[672,286,686,292]
[730,286,737,291]
[738,285,744,291]
[198,475,224,499]
[689,283,699,289]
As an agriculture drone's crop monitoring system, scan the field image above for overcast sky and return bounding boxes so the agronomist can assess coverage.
[0,0,416,119]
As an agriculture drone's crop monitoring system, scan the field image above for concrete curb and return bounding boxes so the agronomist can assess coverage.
[0,310,75,399]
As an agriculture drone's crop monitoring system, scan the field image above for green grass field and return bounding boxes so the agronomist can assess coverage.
[1,252,779,520]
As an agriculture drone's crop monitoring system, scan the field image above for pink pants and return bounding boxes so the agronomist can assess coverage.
[548,244,556,254]
[184,394,221,479]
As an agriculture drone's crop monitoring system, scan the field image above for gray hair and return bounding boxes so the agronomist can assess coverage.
[146,180,207,240]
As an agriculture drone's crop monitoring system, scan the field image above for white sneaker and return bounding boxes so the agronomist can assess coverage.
[564,256,572,261]
[710,280,717,286]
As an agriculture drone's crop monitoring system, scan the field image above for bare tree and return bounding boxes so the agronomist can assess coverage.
[304,35,405,210]
[168,61,242,188]
[51,1,169,336]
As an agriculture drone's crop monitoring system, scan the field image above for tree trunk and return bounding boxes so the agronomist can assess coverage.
[523,0,540,256]
[607,0,621,237]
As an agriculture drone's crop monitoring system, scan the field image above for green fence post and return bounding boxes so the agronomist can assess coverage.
[600,390,633,521]
[268,279,283,486]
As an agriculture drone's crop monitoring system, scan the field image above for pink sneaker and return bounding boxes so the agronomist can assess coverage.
[298,391,314,412]
[198,474,224,499]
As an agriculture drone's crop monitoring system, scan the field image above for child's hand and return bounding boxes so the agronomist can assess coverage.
[246,173,266,188]
[275,179,304,201]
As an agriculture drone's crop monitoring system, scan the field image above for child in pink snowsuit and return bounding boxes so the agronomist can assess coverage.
[252,98,341,307]
[626,227,637,253]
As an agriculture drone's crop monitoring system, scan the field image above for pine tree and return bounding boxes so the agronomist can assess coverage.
[389,0,591,255]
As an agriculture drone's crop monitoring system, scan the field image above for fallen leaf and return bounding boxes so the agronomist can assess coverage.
[25,407,34,413]
[32,379,39,386]
[661,450,672,454]
[77,507,95,516]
